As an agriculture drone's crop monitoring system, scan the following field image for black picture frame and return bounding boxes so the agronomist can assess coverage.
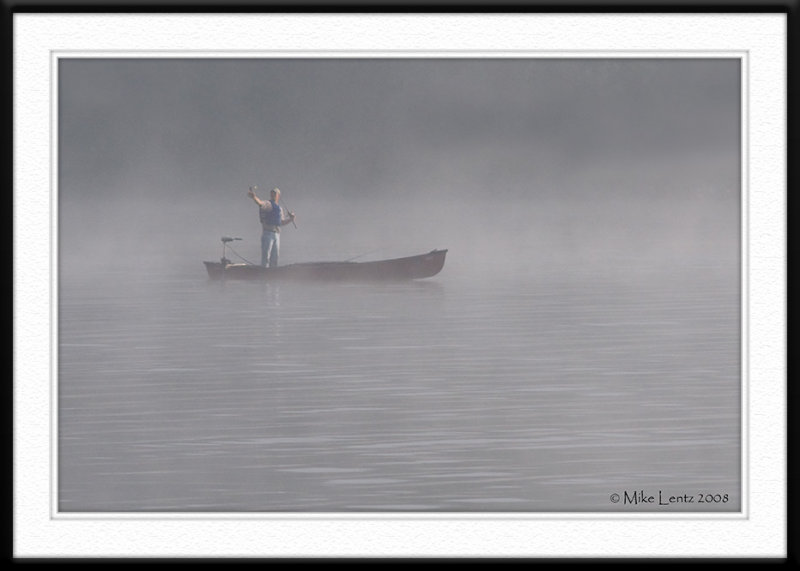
[7,0,794,563]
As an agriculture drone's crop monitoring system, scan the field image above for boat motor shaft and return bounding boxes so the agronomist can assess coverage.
[220,236,242,264]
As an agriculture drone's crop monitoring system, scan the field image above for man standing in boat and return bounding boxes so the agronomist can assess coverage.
[248,186,296,267]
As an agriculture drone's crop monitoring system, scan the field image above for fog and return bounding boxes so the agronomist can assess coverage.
[58,58,740,278]
[57,58,742,512]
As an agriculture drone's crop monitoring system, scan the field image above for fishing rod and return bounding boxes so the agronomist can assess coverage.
[344,248,382,262]
[279,196,298,229]
[226,243,259,266]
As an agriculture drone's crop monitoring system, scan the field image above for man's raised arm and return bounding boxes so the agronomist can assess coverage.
[248,186,267,208]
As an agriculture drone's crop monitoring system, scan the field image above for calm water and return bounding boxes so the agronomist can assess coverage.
[58,261,741,512]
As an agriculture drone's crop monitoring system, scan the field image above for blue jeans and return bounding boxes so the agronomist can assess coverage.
[261,230,280,267]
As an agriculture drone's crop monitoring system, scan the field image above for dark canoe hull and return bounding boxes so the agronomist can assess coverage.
[204,249,447,281]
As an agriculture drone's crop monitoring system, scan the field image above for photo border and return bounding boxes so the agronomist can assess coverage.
[11,7,789,560]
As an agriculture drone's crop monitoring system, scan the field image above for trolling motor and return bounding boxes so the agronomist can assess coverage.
[220,236,242,265]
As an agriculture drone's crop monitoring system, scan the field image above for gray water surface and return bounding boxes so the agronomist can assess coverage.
[58,263,740,512]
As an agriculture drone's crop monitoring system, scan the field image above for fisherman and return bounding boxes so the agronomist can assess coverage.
[247,186,296,267]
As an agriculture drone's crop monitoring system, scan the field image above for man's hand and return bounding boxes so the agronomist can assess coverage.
[248,187,256,198]
[289,212,296,221]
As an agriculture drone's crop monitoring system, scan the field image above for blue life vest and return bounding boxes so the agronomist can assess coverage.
[260,200,282,227]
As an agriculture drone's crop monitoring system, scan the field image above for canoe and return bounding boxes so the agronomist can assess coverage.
[204,249,447,281]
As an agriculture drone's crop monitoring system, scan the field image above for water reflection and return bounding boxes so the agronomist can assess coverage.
[58,266,740,512]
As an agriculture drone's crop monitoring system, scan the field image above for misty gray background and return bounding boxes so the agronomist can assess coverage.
[59,58,739,273]
[57,58,741,512]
